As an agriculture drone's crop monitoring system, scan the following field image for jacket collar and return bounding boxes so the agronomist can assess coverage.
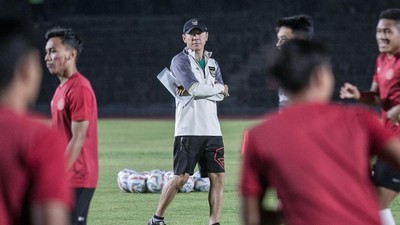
[183,47,212,59]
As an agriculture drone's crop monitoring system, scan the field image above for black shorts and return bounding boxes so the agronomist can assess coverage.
[173,136,225,177]
[372,159,400,192]
[71,188,95,225]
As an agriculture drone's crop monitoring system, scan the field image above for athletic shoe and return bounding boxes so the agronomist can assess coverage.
[147,218,166,225]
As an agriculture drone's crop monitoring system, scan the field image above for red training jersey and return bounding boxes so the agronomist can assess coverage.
[51,72,98,188]
[240,103,395,225]
[0,108,71,225]
[373,52,400,133]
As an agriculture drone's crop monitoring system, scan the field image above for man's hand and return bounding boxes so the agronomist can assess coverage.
[176,86,186,96]
[340,82,360,100]
[223,84,229,97]
[387,105,400,126]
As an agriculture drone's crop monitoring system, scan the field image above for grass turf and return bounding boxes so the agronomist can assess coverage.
[88,119,256,225]
[88,119,400,225]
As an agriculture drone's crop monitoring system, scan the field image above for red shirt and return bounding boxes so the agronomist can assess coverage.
[51,73,98,188]
[0,109,71,225]
[373,52,400,133]
[240,103,394,225]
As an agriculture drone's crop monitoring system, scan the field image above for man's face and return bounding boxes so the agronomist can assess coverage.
[182,28,208,52]
[376,19,400,55]
[276,26,296,49]
[44,37,74,75]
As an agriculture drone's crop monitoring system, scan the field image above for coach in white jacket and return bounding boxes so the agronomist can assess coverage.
[148,18,229,225]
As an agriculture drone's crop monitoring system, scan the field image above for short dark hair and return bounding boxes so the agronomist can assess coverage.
[45,27,83,58]
[379,8,400,21]
[0,18,36,91]
[276,14,314,39]
[268,39,331,93]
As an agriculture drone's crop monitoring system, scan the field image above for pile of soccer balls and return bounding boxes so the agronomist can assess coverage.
[117,169,210,193]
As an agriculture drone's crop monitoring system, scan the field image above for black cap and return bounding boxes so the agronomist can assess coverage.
[183,18,207,34]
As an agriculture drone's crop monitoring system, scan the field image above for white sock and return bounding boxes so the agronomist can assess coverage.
[380,208,396,225]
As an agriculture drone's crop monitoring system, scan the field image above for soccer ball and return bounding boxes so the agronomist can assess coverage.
[127,173,147,193]
[147,172,165,193]
[150,169,165,175]
[180,176,194,193]
[194,176,210,192]
[192,171,201,179]
[164,171,174,183]
[140,171,151,177]
[118,168,206,193]
[117,169,136,192]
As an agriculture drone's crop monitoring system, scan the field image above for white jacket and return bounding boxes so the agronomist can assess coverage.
[171,48,225,136]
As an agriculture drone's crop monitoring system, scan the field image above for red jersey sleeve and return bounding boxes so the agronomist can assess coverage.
[68,86,95,121]
[240,130,269,197]
[27,128,72,207]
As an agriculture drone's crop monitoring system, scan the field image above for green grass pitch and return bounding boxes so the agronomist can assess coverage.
[87,119,400,224]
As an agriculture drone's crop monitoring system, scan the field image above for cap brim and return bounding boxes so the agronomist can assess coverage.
[184,26,207,34]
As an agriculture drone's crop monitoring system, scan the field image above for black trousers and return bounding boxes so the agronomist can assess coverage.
[71,188,96,225]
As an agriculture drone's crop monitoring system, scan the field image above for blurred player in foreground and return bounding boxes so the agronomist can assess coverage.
[240,39,400,225]
[0,18,71,225]
[45,27,98,225]
[340,8,400,225]
[148,18,229,225]
[275,14,313,108]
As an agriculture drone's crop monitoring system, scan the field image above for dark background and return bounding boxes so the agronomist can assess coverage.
[5,0,400,117]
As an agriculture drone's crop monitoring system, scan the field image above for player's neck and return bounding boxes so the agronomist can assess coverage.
[289,90,329,105]
[0,87,28,115]
[387,48,400,58]
[194,50,204,61]
[58,66,78,84]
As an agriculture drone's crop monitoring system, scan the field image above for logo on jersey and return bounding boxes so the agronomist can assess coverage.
[57,98,65,111]
[209,66,216,77]
[386,69,394,80]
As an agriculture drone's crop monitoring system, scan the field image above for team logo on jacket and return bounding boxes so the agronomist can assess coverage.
[386,69,394,80]
[57,98,65,110]
[209,66,216,77]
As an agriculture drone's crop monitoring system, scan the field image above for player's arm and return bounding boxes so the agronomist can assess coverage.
[171,55,227,98]
[204,65,229,101]
[176,84,228,100]
[198,84,229,101]
[31,201,70,225]
[240,132,284,225]
[380,138,400,172]
[191,61,229,99]
[66,120,89,169]
[187,80,226,97]
[241,196,284,225]
[340,82,381,105]
[367,111,400,170]
[386,104,400,125]
[360,82,381,105]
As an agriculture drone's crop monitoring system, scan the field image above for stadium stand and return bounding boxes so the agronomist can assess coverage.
[32,0,400,116]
